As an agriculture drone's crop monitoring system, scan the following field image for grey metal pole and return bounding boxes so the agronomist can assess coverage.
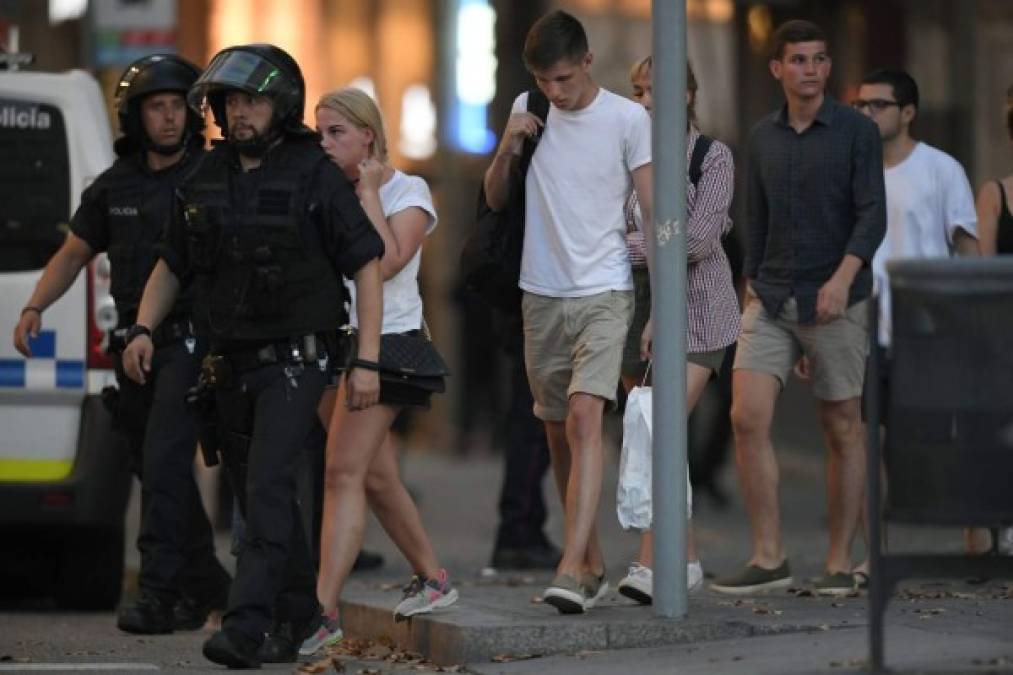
[650,0,688,619]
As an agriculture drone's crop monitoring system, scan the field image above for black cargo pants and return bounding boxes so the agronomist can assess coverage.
[113,340,230,604]
[213,359,324,645]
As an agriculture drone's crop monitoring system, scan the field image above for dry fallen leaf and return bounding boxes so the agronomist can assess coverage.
[296,657,332,673]
[363,644,392,660]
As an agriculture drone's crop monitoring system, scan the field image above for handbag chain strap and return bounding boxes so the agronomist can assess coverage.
[641,361,652,387]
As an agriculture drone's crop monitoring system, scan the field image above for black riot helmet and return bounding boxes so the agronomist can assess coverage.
[113,54,204,157]
[188,43,311,146]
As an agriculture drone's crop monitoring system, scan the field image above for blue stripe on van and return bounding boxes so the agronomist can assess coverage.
[0,359,26,388]
[27,330,56,359]
[55,360,85,388]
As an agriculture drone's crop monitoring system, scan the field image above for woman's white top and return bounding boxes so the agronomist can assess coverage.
[345,170,438,334]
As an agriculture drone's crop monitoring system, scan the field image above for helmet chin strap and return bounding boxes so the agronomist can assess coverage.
[142,130,191,156]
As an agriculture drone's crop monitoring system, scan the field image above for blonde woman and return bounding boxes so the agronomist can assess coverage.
[299,88,456,656]
[618,56,740,604]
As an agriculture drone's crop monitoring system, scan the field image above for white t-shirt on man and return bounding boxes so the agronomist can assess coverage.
[872,142,978,346]
[513,88,652,298]
[345,170,437,334]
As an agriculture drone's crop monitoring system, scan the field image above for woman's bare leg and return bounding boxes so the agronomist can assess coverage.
[316,380,399,613]
[364,429,441,578]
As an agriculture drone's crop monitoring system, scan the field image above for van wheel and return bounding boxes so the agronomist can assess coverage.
[53,527,125,610]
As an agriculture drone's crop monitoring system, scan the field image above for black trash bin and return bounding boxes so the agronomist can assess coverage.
[867,258,1013,672]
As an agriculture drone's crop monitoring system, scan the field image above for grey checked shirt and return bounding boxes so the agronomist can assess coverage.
[744,95,886,324]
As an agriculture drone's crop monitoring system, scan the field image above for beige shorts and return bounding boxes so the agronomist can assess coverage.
[523,290,634,421]
[733,290,869,401]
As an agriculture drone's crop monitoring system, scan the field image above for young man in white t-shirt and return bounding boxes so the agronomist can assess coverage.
[853,68,982,578]
[483,9,653,614]
[855,68,979,347]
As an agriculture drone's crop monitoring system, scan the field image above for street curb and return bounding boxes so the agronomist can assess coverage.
[339,585,862,665]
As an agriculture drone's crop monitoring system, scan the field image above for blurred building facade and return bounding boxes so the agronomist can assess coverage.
[2,0,1013,451]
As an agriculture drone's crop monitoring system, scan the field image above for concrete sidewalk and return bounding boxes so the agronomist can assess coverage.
[338,557,1013,669]
[330,384,1013,672]
[339,576,866,665]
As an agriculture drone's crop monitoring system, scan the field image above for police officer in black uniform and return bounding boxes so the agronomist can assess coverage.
[12,54,231,634]
[122,44,384,668]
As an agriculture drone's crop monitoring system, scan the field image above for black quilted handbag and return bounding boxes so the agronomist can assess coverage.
[377,332,449,389]
[337,327,449,406]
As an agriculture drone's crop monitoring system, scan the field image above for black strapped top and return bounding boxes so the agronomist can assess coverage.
[995,179,1013,254]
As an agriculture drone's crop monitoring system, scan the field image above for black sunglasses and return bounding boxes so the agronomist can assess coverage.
[852,98,901,112]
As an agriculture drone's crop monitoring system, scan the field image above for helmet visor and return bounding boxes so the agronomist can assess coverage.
[187,49,297,112]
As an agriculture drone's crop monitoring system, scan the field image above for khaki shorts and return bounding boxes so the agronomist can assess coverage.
[733,291,869,401]
[523,290,634,421]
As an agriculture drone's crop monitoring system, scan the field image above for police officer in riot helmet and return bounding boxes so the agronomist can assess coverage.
[12,54,231,634]
[122,44,384,668]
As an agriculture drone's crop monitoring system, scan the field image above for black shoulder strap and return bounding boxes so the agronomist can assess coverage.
[519,89,550,175]
[997,179,1010,216]
[689,134,713,188]
[526,88,550,124]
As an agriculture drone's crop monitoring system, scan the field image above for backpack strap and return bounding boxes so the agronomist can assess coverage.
[689,134,713,188]
[519,89,550,174]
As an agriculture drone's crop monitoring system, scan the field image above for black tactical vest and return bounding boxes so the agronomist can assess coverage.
[181,138,346,341]
[100,150,200,322]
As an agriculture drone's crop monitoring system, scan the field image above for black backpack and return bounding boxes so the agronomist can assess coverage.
[460,90,550,316]
[461,101,713,316]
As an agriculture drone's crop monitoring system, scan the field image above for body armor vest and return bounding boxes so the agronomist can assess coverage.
[181,139,346,341]
[101,151,200,322]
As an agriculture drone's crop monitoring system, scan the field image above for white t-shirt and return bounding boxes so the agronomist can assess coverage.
[514,88,652,297]
[872,142,977,346]
[346,170,437,334]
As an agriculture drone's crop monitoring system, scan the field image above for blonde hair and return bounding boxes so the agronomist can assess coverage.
[629,55,698,124]
[316,87,389,162]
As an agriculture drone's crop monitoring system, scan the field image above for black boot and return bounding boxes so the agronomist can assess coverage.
[257,613,319,663]
[116,592,176,635]
[173,586,229,631]
[203,629,261,669]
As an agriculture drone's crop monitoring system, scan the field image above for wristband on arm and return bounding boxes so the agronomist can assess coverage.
[125,324,152,345]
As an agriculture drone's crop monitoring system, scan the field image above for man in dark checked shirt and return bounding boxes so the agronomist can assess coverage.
[710,20,886,597]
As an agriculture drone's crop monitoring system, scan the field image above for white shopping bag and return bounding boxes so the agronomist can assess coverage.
[617,385,653,530]
[616,383,694,531]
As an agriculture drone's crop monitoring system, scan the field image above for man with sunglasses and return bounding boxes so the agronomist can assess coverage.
[853,69,980,577]
[855,68,979,352]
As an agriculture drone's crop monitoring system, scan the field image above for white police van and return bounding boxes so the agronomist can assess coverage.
[0,62,131,609]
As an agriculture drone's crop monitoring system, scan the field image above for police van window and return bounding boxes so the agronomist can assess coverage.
[0,97,70,271]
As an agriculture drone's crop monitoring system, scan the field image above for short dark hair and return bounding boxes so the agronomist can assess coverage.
[523,10,589,72]
[771,19,828,60]
[863,68,920,111]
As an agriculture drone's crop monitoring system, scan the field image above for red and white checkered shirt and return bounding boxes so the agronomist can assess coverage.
[625,128,741,353]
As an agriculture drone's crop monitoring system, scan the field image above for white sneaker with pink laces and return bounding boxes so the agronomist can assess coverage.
[393,569,459,620]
